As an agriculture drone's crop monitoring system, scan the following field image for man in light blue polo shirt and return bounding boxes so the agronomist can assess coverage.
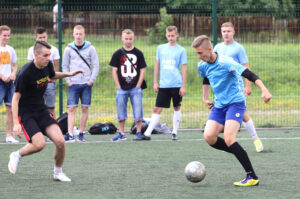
[192,35,271,186]
[214,22,264,152]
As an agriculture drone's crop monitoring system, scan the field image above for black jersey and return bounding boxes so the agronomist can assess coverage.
[15,61,55,115]
[109,47,146,90]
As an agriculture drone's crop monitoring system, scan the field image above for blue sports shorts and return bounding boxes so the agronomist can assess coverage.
[208,101,246,125]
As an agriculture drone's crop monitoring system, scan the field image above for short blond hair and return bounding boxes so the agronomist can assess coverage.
[192,35,212,49]
[221,22,235,30]
[0,25,10,35]
[166,26,178,33]
[73,25,85,32]
[122,29,134,35]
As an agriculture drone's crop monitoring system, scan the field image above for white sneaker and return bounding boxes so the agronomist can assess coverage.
[53,172,71,182]
[8,152,20,174]
[6,136,19,144]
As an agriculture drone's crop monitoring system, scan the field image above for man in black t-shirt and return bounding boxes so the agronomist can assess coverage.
[8,41,83,182]
[110,29,147,141]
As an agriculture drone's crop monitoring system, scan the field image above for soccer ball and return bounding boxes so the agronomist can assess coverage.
[184,161,206,183]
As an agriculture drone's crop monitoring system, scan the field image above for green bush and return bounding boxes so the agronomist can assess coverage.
[146,7,173,44]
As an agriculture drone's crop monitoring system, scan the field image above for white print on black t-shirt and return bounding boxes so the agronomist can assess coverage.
[121,54,137,83]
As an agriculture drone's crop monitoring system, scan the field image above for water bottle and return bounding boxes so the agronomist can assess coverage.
[73,126,79,136]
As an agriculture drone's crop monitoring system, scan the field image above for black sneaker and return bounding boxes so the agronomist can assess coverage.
[133,135,151,141]
[171,133,178,141]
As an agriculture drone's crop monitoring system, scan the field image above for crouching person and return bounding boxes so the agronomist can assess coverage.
[8,41,83,182]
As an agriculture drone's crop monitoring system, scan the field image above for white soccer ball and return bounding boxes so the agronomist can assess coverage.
[184,161,206,183]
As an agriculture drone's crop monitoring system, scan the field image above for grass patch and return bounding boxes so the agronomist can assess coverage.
[0,130,300,199]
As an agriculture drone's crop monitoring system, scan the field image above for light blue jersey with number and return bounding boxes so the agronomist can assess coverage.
[214,41,248,64]
[198,54,247,108]
[156,43,188,88]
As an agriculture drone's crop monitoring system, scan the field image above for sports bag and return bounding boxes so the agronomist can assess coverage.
[89,122,117,135]
[130,120,149,134]
[57,112,68,135]
[130,120,170,134]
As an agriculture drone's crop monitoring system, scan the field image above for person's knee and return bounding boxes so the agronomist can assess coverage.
[54,138,65,150]
[81,106,89,114]
[34,140,46,151]
[203,131,216,145]
[224,137,235,147]
[174,106,180,111]
[153,107,162,114]
[5,106,12,112]
[68,107,77,114]
[243,113,250,122]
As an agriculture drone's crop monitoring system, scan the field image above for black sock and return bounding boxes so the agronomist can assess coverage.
[210,137,231,153]
[228,142,257,179]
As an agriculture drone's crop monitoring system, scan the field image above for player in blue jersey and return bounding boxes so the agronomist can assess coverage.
[214,22,263,152]
[192,35,272,186]
[136,26,187,141]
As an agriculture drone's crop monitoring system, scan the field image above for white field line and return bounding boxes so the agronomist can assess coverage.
[1,137,300,145]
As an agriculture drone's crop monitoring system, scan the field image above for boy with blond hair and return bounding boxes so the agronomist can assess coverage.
[62,25,99,142]
[138,26,187,141]
[110,29,146,141]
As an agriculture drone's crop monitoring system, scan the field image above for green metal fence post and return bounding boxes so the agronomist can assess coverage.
[58,0,63,116]
[211,0,218,47]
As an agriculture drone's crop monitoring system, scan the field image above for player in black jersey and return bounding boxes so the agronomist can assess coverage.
[8,41,83,182]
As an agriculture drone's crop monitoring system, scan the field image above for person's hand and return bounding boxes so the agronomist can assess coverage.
[204,100,214,109]
[262,88,272,103]
[71,70,84,76]
[153,82,159,93]
[179,87,186,97]
[68,82,73,87]
[244,86,252,98]
[9,74,16,81]
[87,81,93,86]
[1,76,10,83]
[13,124,22,139]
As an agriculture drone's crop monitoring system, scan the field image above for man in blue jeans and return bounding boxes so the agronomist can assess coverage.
[110,29,146,141]
[0,25,19,143]
[62,25,99,142]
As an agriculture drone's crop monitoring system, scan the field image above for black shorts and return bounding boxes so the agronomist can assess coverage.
[155,88,182,108]
[19,109,58,142]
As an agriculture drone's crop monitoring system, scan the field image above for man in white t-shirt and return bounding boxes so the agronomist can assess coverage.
[0,25,19,143]
[27,27,60,117]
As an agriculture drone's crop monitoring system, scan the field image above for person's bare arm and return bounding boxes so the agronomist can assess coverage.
[153,60,160,92]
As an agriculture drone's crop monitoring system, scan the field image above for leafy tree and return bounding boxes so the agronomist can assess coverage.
[165,0,296,18]
[146,7,173,44]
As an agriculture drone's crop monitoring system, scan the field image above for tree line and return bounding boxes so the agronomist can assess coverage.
[0,0,299,18]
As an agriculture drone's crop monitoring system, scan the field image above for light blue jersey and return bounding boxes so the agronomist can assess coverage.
[198,54,247,108]
[214,41,248,90]
[156,43,188,88]
[214,41,248,64]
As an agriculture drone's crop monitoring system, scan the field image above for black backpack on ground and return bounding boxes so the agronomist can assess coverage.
[57,112,68,135]
[130,120,149,134]
[89,122,117,135]
[131,120,171,134]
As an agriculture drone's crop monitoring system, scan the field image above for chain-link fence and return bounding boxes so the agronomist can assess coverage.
[0,0,299,132]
